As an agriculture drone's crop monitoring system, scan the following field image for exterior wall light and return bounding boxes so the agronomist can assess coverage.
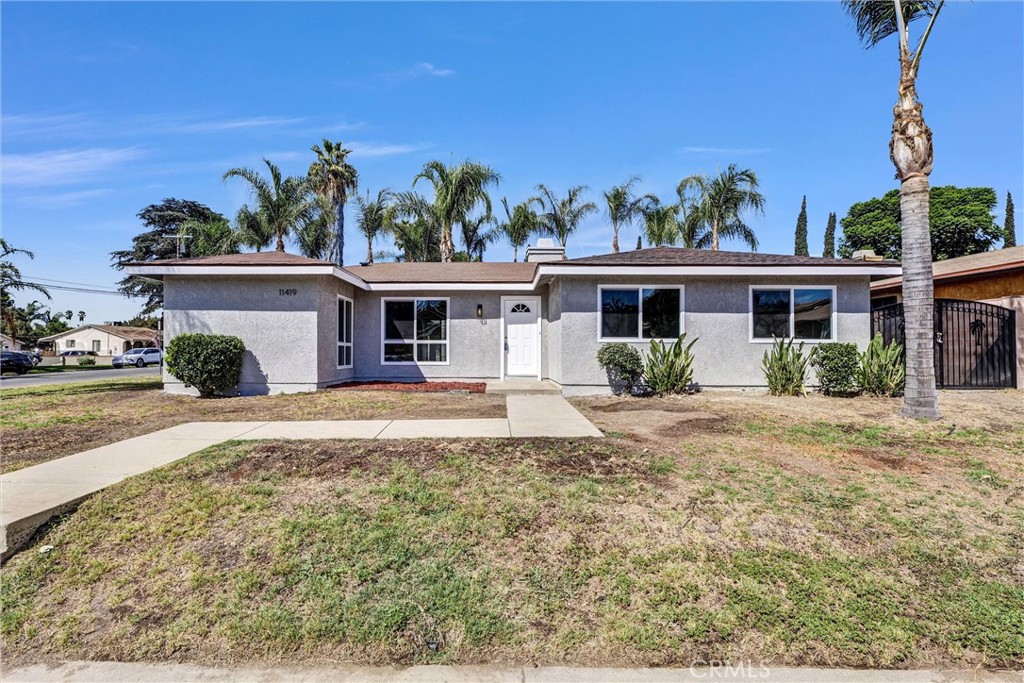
[476,304,484,318]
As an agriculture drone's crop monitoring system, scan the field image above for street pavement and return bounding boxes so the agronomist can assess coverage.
[0,366,160,388]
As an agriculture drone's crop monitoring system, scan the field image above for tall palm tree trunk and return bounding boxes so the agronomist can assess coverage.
[712,220,719,251]
[365,237,374,264]
[440,225,455,262]
[335,205,345,265]
[275,230,285,252]
[892,58,940,419]
[612,220,620,254]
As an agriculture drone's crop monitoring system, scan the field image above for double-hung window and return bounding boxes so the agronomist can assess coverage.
[337,296,353,368]
[382,298,449,364]
[599,285,684,340]
[750,286,835,341]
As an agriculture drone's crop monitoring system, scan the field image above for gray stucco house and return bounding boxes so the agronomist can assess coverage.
[126,241,900,396]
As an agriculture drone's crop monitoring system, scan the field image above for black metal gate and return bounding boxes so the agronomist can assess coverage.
[870,298,1018,389]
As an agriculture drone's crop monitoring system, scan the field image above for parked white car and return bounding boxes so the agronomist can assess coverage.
[112,347,163,368]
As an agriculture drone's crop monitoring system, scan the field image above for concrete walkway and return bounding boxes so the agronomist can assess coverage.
[3,661,1018,682]
[1,395,601,558]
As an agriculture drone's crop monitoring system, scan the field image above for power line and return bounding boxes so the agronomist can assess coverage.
[19,281,126,296]
[22,275,118,289]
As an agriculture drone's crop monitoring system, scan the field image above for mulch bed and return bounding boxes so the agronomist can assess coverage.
[328,380,488,394]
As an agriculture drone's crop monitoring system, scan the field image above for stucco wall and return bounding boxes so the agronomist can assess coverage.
[552,275,873,395]
[316,278,357,386]
[49,328,154,356]
[163,275,326,395]
[352,289,542,382]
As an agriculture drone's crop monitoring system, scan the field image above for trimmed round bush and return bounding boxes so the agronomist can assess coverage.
[597,343,644,395]
[165,333,245,398]
[810,342,860,396]
[76,356,97,366]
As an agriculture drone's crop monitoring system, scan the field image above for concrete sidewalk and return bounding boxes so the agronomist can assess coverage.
[2,661,1018,682]
[1,395,602,558]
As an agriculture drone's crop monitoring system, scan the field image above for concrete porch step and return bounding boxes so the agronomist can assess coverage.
[485,380,562,395]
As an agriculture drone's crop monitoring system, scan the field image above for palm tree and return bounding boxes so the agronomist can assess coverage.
[460,214,497,261]
[390,191,443,262]
[355,189,394,265]
[234,205,273,252]
[530,184,598,253]
[495,197,541,262]
[223,159,316,252]
[678,165,764,251]
[604,177,655,253]
[308,140,358,266]
[843,0,944,420]
[641,201,681,247]
[413,160,500,262]
[294,197,338,261]
[77,311,86,324]
[181,217,241,257]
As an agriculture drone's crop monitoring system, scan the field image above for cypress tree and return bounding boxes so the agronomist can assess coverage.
[794,196,809,256]
[636,235,643,250]
[1005,192,1017,247]
[823,212,836,258]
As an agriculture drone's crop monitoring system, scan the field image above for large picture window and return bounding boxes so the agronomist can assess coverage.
[337,296,353,368]
[382,298,449,364]
[750,286,834,341]
[599,286,684,340]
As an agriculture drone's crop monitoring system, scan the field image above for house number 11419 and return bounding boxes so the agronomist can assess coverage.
[279,289,297,296]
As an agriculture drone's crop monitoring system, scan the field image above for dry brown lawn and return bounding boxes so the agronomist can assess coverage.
[0,377,505,473]
[2,387,1021,670]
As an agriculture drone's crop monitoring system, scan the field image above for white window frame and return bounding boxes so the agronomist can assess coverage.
[380,297,451,366]
[337,295,354,370]
[748,284,837,343]
[597,284,685,342]
[66,339,76,348]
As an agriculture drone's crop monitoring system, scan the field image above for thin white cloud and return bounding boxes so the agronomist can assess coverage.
[13,188,114,206]
[174,116,305,133]
[2,113,98,138]
[412,62,455,77]
[348,142,432,158]
[681,146,771,155]
[2,147,145,186]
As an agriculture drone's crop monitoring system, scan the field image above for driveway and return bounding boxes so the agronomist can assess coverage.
[0,366,160,388]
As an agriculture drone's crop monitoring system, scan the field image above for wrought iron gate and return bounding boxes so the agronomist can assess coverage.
[870,298,1018,389]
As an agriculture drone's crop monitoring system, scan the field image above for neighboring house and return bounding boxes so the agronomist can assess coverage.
[39,325,162,356]
[871,246,1022,389]
[125,242,900,396]
[0,333,25,351]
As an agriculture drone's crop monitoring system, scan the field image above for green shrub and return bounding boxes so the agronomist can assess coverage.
[643,334,698,395]
[810,342,860,396]
[597,343,644,395]
[857,333,905,397]
[76,356,96,366]
[165,333,246,398]
[762,337,809,396]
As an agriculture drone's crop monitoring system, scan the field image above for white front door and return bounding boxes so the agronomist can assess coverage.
[504,298,540,378]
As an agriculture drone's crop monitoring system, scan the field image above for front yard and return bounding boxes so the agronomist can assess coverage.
[1,386,1021,669]
[0,377,506,473]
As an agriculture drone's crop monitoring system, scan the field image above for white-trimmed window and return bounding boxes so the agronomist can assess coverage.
[337,295,353,369]
[598,285,684,341]
[750,285,835,342]
[92,340,101,353]
[66,339,75,348]
[381,298,449,365]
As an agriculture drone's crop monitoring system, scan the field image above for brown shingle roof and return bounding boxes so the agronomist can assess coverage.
[344,262,538,284]
[563,246,898,267]
[126,252,334,267]
[871,246,1023,291]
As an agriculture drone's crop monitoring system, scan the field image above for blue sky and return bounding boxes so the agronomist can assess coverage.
[2,1,1022,323]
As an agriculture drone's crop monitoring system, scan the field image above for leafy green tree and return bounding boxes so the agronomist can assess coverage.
[1,239,50,337]
[308,139,358,265]
[844,0,946,419]
[794,195,809,256]
[355,189,393,265]
[181,217,241,257]
[495,197,541,262]
[460,214,496,261]
[234,205,274,252]
[111,199,225,315]
[604,177,655,254]
[224,159,315,252]
[413,160,500,262]
[530,184,598,252]
[838,187,1002,260]
[678,165,763,251]
[294,197,338,261]
[390,191,442,262]
[823,212,837,258]
[1005,192,1016,247]
[641,201,680,246]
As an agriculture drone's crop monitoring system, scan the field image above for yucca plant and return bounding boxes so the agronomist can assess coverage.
[762,337,809,396]
[857,333,906,397]
[643,334,698,395]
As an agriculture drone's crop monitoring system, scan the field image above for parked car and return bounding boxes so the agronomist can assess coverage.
[0,351,34,375]
[113,347,163,368]
[59,350,98,357]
